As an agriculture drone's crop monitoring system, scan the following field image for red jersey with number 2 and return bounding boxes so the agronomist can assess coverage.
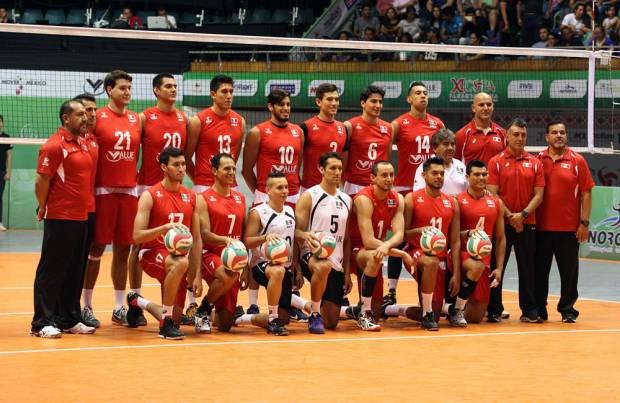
[301,116,347,189]
[350,186,400,247]
[344,116,392,186]
[408,189,454,256]
[201,187,246,255]
[256,121,303,194]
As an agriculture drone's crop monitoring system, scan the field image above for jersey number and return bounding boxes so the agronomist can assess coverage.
[330,215,339,234]
[279,146,295,164]
[114,131,131,150]
[476,217,485,230]
[218,135,231,153]
[367,143,377,160]
[377,220,384,239]
[430,216,443,231]
[415,135,430,154]
[227,214,236,234]
[168,213,184,223]
[163,132,182,149]
[329,141,338,152]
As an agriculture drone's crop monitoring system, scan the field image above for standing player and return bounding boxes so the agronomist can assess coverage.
[128,147,201,339]
[343,85,392,195]
[299,83,348,191]
[86,70,141,325]
[243,172,296,336]
[295,152,352,334]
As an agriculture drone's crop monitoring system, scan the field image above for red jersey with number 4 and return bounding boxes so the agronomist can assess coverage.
[457,191,500,264]
[143,182,196,250]
[256,121,303,194]
[407,189,455,255]
[350,186,400,247]
[138,107,187,186]
[393,112,444,188]
[201,187,246,255]
[301,116,347,189]
[194,108,244,186]
[94,106,141,188]
[344,116,392,186]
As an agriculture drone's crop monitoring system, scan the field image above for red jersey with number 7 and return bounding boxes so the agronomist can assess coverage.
[350,185,400,247]
[201,187,246,255]
[256,120,303,194]
[407,189,455,255]
[344,116,392,186]
[94,106,141,188]
[138,107,188,186]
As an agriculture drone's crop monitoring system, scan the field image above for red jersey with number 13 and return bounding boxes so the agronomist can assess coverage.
[256,121,303,194]
[344,116,392,186]
[407,188,454,256]
[201,187,246,255]
[350,186,400,247]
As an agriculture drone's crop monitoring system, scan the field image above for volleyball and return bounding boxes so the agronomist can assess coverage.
[163,226,193,256]
[310,232,337,259]
[466,230,493,260]
[221,240,248,271]
[419,227,446,256]
[261,238,290,265]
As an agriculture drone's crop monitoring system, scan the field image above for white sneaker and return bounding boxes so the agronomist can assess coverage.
[357,311,381,331]
[0,223,7,231]
[63,322,96,334]
[449,308,468,327]
[194,314,211,334]
[31,325,62,338]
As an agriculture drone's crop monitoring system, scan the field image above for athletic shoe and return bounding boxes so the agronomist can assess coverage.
[112,307,128,326]
[0,223,7,231]
[357,311,381,331]
[539,309,549,321]
[308,312,325,334]
[448,307,467,327]
[487,313,501,323]
[232,305,245,327]
[159,317,185,340]
[289,307,309,322]
[520,313,543,323]
[81,306,101,328]
[62,322,96,334]
[382,288,397,307]
[562,313,577,323]
[126,291,142,328]
[184,302,198,319]
[421,312,438,331]
[345,305,362,320]
[501,311,510,320]
[30,325,62,338]
[247,304,260,314]
[194,313,211,334]
[137,311,147,326]
[267,318,289,336]
[341,297,350,307]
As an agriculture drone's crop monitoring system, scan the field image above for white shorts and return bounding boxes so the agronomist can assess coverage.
[252,190,299,207]
[343,181,365,196]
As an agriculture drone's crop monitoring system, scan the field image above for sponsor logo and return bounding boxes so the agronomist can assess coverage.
[209,195,217,202]
[449,78,498,102]
[379,125,388,134]
[410,80,441,98]
[181,193,190,202]
[176,112,184,122]
[372,81,402,98]
[586,200,620,253]
[428,119,438,128]
[355,123,362,130]
[106,150,135,163]
[307,80,345,97]
[355,160,372,171]
[149,113,158,120]
[461,198,469,205]
[595,79,620,98]
[550,80,587,99]
[155,190,163,198]
[486,199,495,207]
[291,129,299,137]
[387,199,396,207]
[42,157,49,167]
[230,117,239,126]
[100,111,108,119]
[234,79,258,96]
[271,165,297,174]
[265,127,272,134]
[205,116,213,124]
[442,199,451,208]
[84,78,105,96]
[337,125,344,134]
[402,118,410,125]
[507,80,543,99]
[1,75,47,96]
[408,154,429,165]
[265,80,301,96]
[312,123,320,131]
[128,114,137,123]
[417,196,424,203]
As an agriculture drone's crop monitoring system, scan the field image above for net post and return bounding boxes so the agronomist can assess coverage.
[588,51,595,153]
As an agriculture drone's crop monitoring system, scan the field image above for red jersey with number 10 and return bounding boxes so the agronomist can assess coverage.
[138,107,187,186]
[407,188,455,256]
[256,120,303,194]
[94,106,141,188]
[201,187,246,255]
[194,108,244,186]
[344,116,392,186]
[350,186,400,247]
[143,182,196,250]
[301,116,347,189]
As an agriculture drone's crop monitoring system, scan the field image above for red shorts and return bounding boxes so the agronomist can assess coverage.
[94,193,138,245]
[139,248,187,308]
[351,247,384,303]
[406,247,445,305]
[448,251,491,304]
[201,252,240,315]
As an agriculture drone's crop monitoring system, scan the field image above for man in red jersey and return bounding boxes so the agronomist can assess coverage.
[127,147,201,339]
[455,92,506,165]
[87,70,141,326]
[487,118,545,323]
[193,153,269,333]
[343,85,393,195]
[185,75,245,193]
[535,120,594,323]
[449,159,506,325]
[299,83,348,192]
[349,161,412,331]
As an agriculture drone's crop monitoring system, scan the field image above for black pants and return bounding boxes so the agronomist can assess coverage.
[0,172,6,223]
[535,231,579,317]
[31,219,88,331]
[488,224,538,317]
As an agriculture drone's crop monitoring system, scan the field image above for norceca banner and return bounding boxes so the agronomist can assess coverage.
[580,186,620,261]
[183,71,620,109]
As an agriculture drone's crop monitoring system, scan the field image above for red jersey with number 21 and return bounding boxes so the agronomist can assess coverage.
[201,187,246,255]
[408,189,454,256]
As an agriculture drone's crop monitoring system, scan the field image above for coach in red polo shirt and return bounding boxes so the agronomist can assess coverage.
[487,117,545,323]
[455,92,506,165]
[535,120,594,323]
[31,100,96,338]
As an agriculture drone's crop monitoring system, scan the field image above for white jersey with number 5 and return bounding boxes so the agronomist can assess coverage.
[252,203,296,268]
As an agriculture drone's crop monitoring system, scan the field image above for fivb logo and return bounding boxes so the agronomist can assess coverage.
[507,80,542,99]
[265,80,301,96]
[307,80,345,97]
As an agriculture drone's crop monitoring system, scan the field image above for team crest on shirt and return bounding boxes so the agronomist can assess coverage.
[402,118,410,125]
[291,129,299,137]
[265,127,272,134]
[456,165,465,174]
[522,162,532,168]
[561,163,570,169]
[233,194,242,204]
[42,157,49,167]
[442,199,452,208]
[486,199,496,207]
[335,200,344,209]
[149,113,158,120]
[312,123,320,131]
[379,125,388,134]
[492,136,501,142]
[387,199,396,207]
[181,193,190,202]
[337,125,344,134]
[230,117,239,126]
[177,112,184,122]
[205,116,213,124]
[428,119,437,128]
[128,114,137,123]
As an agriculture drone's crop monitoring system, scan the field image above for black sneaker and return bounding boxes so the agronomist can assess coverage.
[345,305,361,320]
[421,312,438,331]
[126,291,143,328]
[267,318,289,336]
[520,313,543,323]
[487,313,502,323]
[137,311,148,326]
[247,304,260,315]
[382,289,397,307]
[341,297,350,307]
[539,309,549,321]
[159,317,185,340]
[233,305,245,326]
[289,307,309,322]
[562,313,577,323]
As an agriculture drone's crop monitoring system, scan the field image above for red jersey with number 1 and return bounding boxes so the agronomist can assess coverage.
[457,191,500,264]
[143,182,196,250]
[94,106,141,188]
[301,116,347,189]
[350,186,400,247]
[256,120,303,194]
[201,187,246,255]
[407,189,455,256]
[138,107,187,186]
[194,108,244,186]
[344,116,392,186]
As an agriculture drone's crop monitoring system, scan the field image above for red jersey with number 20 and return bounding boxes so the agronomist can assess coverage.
[407,189,455,256]
[201,187,246,255]
[350,186,400,247]
[344,116,392,186]
[256,121,303,194]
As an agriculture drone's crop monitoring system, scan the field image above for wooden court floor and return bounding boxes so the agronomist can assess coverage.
[1,253,619,402]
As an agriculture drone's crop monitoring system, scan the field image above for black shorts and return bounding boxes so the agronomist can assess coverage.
[300,252,344,306]
[251,262,292,311]
[300,252,313,281]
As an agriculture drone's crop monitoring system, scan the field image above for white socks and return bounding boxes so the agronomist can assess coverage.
[82,289,94,308]
[114,290,125,310]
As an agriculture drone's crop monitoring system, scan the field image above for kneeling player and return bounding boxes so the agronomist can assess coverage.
[295,152,352,334]
[128,147,201,339]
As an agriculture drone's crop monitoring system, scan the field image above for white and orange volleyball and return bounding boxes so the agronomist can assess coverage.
[466,230,492,260]
[420,227,446,256]
[310,232,337,259]
[262,238,290,265]
[221,240,249,271]
[163,227,193,256]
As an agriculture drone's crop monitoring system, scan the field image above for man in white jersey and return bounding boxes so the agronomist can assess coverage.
[295,152,352,334]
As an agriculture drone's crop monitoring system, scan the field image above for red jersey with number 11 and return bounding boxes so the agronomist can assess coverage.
[350,186,400,247]
[201,187,246,255]
[407,189,455,256]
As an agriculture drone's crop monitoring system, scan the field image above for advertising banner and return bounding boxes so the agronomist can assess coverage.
[580,186,620,261]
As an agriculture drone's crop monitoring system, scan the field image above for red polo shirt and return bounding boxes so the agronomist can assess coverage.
[455,120,506,165]
[536,147,595,231]
[488,148,545,225]
[37,128,93,221]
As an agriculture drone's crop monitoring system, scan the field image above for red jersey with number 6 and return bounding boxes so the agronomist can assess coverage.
[194,108,244,186]
[350,185,400,247]
[201,187,246,255]
[407,189,455,255]
[143,182,196,250]
[256,120,303,194]
[300,116,347,189]
[344,116,392,186]
[138,107,187,186]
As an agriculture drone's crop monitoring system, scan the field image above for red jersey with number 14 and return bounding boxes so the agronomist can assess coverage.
[407,189,455,256]
[194,108,244,186]
[256,121,303,194]
[143,182,196,250]
[138,107,187,186]
[301,116,347,189]
[344,116,392,186]
[350,186,400,247]
[94,106,141,188]
[457,191,500,264]
[201,187,246,255]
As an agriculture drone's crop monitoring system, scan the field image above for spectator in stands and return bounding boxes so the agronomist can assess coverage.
[460,6,485,44]
[0,7,9,23]
[421,27,448,60]
[520,0,544,47]
[546,31,559,48]
[398,7,422,41]
[426,0,456,13]
[561,2,591,38]
[589,24,615,49]
[500,0,521,46]
[427,5,443,31]
[332,31,355,62]
[359,27,389,61]
[559,25,584,47]
[532,26,550,48]
[440,7,463,44]
[354,5,381,39]
[380,7,401,41]
[602,5,618,34]
[394,32,415,60]
[118,7,143,29]
[474,1,500,45]
[460,32,486,60]
[0,114,11,231]
[156,7,177,29]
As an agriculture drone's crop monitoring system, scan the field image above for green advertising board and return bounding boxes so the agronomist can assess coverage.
[580,186,620,261]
